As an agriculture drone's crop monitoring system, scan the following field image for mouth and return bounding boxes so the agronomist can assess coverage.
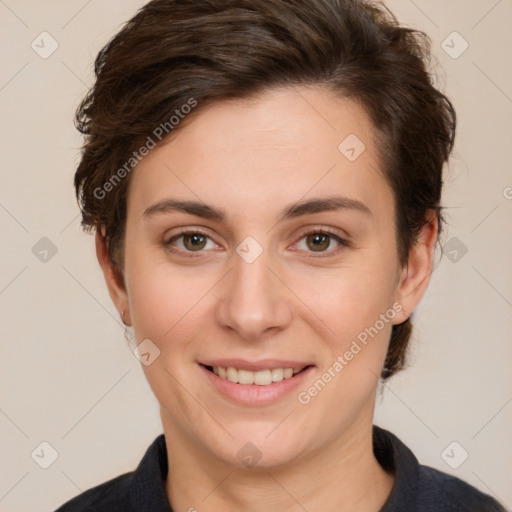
[201,364,313,386]
[198,361,315,406]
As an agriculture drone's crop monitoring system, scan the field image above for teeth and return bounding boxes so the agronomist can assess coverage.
[212,366,305,385]
[226,367,238,383]
[238,369,254,385]
[271,368,283,382]
[254,369,272,385]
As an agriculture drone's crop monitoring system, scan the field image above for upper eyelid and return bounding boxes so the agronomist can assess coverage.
[166,228,218,244]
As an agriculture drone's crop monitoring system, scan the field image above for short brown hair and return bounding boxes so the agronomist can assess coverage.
[74,0,456,379]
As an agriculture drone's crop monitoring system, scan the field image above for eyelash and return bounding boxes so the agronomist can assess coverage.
[162,228,349,259]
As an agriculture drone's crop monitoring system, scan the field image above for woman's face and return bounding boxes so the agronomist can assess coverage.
[100,86,433,468]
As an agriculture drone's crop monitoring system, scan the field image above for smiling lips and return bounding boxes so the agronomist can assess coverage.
[200,360,314,405]
[200,359,312,386]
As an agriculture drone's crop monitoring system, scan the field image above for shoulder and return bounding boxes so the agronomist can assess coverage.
[54,472,133,512]
[373,426,507,512]
[53,434,170,512]
[416,464,506,512]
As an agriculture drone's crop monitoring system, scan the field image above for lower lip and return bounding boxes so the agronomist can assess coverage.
[199,364,315,406]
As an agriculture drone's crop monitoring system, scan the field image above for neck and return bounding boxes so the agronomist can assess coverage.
[162,411,394,512]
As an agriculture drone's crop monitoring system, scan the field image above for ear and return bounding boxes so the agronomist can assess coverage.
[95,228,131,326]
[392,212,438,325]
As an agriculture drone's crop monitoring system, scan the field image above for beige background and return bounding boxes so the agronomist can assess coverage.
[1,0,511,510]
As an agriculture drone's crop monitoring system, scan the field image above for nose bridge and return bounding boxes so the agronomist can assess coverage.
[215,238,292,340]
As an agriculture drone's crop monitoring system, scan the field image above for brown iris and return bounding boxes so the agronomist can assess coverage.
[183,233,207,251]
[306,233,330,252]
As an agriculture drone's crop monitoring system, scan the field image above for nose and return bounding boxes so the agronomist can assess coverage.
[215,243,293,342]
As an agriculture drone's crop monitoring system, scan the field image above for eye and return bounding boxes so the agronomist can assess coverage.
[163,230,218,257]
[162,228,349,259]
[294,229,348,257]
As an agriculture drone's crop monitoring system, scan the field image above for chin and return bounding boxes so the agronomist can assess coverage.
[211,422,311,470]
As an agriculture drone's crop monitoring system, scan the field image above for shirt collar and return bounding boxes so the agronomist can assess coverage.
[129,433,172,511]
[373,425,420,511]
[128,425,419,511]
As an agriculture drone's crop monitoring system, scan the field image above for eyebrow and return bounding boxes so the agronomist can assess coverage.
[142,196,372,222]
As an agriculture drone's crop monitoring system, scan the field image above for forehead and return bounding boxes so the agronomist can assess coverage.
[127,86,392,224]
[156,86,376,159]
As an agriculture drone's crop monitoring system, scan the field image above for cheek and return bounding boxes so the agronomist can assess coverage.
[124,242,208,343]
[125,251,213,407]
[296,268,397,409]
[129,271,213,346]
[125,253,245,407]
[295,260,397,341]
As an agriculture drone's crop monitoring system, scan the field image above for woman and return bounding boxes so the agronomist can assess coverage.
[55,0,506,510]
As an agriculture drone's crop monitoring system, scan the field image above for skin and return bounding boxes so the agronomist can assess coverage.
[96,85,437,511]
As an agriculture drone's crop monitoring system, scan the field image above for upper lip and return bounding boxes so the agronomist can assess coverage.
[200,359,314,372]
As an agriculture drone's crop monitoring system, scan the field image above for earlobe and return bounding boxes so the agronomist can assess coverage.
[95,229,131,325]
[393,214,438,325]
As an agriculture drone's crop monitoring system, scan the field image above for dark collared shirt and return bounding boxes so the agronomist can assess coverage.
[55,426,506,511]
